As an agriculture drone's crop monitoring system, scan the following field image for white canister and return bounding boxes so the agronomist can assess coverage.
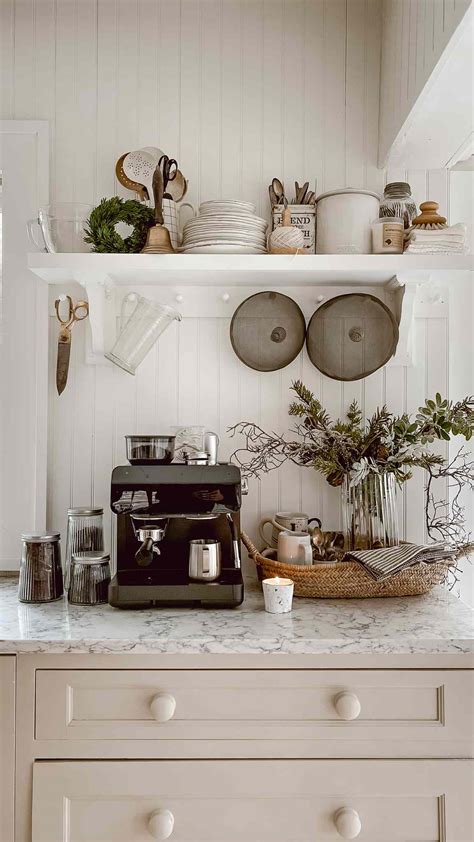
[315,188,380,254]
[262,577,294,613]
[272,204,316,253]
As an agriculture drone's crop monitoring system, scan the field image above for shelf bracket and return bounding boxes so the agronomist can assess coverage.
[385,274,417,367]
[74,271,116,363]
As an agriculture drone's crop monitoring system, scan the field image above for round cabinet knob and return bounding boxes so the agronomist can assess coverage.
[334,691,361,721]
[150,692,176,723]
[334,807,362,839]
[148,808,174,840]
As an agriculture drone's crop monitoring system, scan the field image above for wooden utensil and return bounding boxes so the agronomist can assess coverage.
[271,177,285,205]
[295,181,309,204]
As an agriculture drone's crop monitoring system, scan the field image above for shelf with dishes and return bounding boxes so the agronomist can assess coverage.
[28,251,473,288]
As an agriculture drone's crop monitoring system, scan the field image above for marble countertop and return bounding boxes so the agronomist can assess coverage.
[0,575,472,655]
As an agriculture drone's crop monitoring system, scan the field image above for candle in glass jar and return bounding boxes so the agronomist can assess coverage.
[262,576,294,613]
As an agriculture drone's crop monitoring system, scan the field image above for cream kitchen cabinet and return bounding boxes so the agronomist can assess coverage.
[31,758,474,841]
[0,657,15,842]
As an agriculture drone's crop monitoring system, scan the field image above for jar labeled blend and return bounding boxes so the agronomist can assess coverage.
[19,533,63,603]
[65,507,104,588]
[379,182,417,229]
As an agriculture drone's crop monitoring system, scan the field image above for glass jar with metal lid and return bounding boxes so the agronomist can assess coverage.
[68,551,111,605]
[19,533,63,603]
[64,507,104,589]
[379,182,417,229]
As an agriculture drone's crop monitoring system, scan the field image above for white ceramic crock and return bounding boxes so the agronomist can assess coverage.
[315,188,380,254]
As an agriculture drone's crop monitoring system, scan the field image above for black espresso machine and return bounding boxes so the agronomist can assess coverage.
[108,464,244,608]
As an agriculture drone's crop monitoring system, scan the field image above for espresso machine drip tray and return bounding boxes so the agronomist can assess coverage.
[108,568,244,609]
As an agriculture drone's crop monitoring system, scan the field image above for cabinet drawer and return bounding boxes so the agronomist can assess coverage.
[32,759,473,841]
[35,668,473,755]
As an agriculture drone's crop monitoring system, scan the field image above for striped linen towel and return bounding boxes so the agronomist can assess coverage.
[344,543,455,581]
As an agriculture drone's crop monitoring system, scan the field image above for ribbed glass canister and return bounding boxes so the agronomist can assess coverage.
[19,533,63,603]
[379,182,418,229]
[342,473,399,551]
[68,552,111,605]
[65,507,104,589]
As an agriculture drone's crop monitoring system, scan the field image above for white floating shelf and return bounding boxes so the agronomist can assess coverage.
[28,252,473,288]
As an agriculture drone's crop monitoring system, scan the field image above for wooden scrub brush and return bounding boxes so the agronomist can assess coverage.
[411,201,447,229]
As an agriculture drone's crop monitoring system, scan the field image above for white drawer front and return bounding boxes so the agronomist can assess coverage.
[32,759,474,841]
[35,669,473,756]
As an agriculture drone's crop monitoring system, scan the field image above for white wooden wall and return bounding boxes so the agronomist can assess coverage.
[0,1,468,581]
[379,0,472,165]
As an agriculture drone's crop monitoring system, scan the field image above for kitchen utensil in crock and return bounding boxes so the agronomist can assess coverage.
[158,154,178,194]
[271,177,285,205]
[55,295,89,395]
[115,154,149,201]
[125,435,176,465]
[123,149,157,209]
[306,293,399,381]
[106,292,181,374]
[230,291,306,372]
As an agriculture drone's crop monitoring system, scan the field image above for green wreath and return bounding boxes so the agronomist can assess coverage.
[84,197,155,253]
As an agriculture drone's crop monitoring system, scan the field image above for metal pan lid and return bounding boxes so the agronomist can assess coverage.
[67,507,103,516]
[72,552,110,565]
[21,532,60,543]
[230,291,306,372]
[306,293,399,381]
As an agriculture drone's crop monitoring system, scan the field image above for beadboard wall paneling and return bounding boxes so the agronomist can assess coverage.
[379,0,472,165]
[0,0,463,565]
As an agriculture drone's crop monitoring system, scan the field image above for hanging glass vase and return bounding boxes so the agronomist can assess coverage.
[342,473,399,551]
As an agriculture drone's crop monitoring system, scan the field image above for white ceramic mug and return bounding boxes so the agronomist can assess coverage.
[259,512,321,549]
[277,530,313,566]
[162,200,196,249]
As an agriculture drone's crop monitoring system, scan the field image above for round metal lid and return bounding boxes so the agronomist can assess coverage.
[67,507,103,516]
[316,187,380,202]
[306,293,399,381]
[72,551,110,565]
[21,532,60,543]
[230,291,306,372]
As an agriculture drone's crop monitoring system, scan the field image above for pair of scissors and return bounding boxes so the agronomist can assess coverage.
[158,154,178,194]
[55,295,89,395]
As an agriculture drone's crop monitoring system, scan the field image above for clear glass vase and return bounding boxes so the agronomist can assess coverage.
[342,473,399,551]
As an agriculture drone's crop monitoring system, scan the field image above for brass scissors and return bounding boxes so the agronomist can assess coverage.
[54,295,89,395]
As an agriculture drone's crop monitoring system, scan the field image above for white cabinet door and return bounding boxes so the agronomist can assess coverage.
[32,759,474,841]
[35,668,474,757]
[0,656,15,841]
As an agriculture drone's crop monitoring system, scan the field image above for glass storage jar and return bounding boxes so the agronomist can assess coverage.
[379,182,417,229]
[19,533,63,602]
[64,507,104,588]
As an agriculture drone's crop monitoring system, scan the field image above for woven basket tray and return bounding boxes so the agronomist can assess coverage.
[241,533,452,599]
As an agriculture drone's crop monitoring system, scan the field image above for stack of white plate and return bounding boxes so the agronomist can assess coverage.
[180,200,268,253]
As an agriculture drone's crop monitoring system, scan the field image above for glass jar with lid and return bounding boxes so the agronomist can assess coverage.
[19,533,63,602]
[379,182,417,229]
[64,507,104,588]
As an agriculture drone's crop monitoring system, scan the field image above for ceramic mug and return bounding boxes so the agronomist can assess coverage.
[162,200,196,249]
[259,512,321,550]
[276,530,313,566]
